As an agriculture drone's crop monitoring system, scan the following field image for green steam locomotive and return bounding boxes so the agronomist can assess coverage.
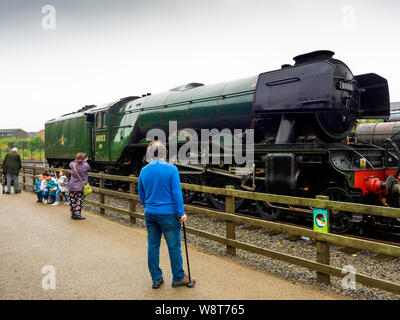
[46,50,400,234]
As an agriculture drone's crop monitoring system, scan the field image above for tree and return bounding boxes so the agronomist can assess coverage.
[16,139,29,149]
[28,136,44,153]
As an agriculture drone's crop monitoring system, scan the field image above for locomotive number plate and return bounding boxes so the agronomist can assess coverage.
[338,81,355,92]
[96,134,106,142]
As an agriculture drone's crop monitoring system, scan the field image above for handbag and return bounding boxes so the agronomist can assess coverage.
[73,163,92,196]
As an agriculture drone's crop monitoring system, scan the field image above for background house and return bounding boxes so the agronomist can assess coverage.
[36,129,45,141]
[0,128,28,139]
[27,132,38,139]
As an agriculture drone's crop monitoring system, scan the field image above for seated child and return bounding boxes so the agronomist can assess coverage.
[33,174,44,202]
[40,173,49,204]
[52,169,69,206]
[45,175,58,205]
[40,173,57,204]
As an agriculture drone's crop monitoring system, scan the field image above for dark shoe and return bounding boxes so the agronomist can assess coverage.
[152,278,164,289]
[5,191,10,194]
[172,274,196,288]
[36,200,42,203]
[74,215,86,220]
[71,214,75,219]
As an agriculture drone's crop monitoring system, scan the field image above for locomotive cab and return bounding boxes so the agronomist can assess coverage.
[91,108,109,161]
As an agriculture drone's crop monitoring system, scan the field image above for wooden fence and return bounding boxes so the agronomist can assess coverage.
[2,163,400,295]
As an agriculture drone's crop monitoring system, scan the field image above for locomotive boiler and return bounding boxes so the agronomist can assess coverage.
[355,121,400,147]
[45,50,400,233]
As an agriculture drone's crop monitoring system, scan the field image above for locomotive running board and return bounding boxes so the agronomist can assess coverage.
[172,163,205,175]
[172,162,254,181]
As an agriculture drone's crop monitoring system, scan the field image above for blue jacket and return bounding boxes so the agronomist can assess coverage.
[138,160,185,216]
[33,179,42,193]
[45,179,58,196]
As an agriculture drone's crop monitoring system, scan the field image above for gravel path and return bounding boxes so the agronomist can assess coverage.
[82,193,400,300]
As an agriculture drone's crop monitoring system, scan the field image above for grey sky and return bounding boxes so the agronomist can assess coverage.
[1,0,399,131]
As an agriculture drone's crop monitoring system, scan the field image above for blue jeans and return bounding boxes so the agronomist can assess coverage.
[41,190,54,203]
[55,189,68,202]
[41,190,49,199]
[36,192,43,202]
[144,213,184,283]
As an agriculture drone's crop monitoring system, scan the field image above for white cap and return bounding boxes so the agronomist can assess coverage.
[12,147,18,152]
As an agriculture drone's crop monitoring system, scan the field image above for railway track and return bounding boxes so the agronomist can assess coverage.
[188,200,400,247]
[22,160,47,165]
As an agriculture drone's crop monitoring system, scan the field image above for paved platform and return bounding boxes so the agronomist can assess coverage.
[0,191,345,300]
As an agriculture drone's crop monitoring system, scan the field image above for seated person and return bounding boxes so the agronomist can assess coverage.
[33,174,44,202]
[52,169,69,206]
[45,175,58,205]
[40,172,57,204]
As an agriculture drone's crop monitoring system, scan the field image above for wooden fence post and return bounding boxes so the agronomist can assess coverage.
[225,185,236,256]
[316,240,330,285]
[315,194,330,285]
[129,175,136,224]
[22,166,26,191]
[32,165,36,186]
[99,172,105,214]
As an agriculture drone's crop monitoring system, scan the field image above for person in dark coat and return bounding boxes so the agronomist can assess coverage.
[1,148,21,194]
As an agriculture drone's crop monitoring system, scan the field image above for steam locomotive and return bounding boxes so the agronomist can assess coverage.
[45,50,400,234]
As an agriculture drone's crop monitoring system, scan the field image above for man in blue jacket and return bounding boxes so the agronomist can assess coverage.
[138,141,195,289]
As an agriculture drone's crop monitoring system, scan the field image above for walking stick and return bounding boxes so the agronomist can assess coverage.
[182,221,195,288]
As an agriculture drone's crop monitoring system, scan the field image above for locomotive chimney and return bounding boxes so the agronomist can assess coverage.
[293,50,335,65]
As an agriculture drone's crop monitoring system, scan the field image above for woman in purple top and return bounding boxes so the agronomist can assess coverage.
[68,152,91,220]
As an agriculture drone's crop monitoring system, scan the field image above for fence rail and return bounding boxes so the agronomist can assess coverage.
[1,163,400,295]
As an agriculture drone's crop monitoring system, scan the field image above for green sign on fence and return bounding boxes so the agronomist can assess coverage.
[313,208,329,233]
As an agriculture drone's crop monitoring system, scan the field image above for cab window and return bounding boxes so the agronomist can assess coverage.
[101,112,107,128]
[96,112,107,128]
[96,113,102,129]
